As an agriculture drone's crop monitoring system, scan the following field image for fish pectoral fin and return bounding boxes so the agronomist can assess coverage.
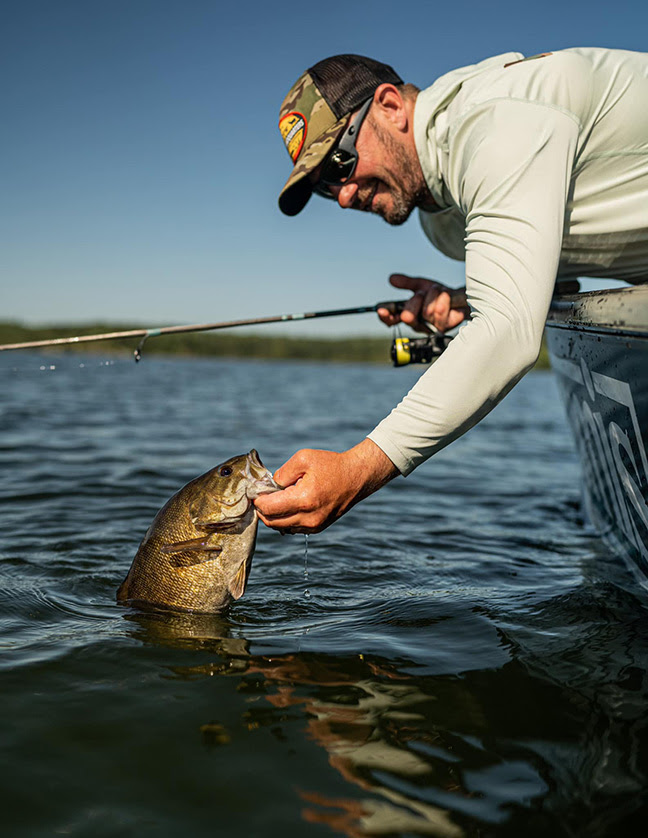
[195,508,253,535]
[161,537,223,555]
[198,519,244,533]
[228,560,250,601]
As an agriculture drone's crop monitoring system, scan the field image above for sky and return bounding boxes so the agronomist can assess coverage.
[2,0,647,335]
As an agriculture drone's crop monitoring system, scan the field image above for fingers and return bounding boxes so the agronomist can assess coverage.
[272,450,308,490]
[378,274,433,327]
[392,274,443,333]
[377,274,467,333]
[446,306,468,330]
[402,295,428,332]
[388,273,431,292]
[431,289,451,330]
[254,449,328,533]
[255,483,327,534]
[376,306,399,327]
[254,482,306,521]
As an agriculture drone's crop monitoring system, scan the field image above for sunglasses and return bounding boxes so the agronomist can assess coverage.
[313,97,373,200]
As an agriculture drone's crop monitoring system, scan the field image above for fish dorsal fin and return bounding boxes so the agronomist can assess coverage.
[228,561,249,600]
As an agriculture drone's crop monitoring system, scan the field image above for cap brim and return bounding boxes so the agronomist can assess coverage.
[278,115,347,216]
[278,175,313,217]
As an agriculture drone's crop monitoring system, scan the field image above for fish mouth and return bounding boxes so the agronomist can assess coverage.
[248,449,263,469]
[245,450,281,496]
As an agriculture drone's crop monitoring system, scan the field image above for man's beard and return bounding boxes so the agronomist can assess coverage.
[368,119,429,226]
[381,180,421,226]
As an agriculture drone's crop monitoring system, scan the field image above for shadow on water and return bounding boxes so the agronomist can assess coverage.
[121,588,648,838]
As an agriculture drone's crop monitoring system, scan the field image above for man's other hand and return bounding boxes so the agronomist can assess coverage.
[377,274,468,333]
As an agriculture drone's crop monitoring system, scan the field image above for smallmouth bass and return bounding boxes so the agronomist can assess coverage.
[117,450,279,613]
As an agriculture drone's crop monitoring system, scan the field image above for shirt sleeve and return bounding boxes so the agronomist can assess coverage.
[368,99,580,475]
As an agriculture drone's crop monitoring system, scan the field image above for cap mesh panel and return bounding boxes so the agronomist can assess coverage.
[308,54,403,119]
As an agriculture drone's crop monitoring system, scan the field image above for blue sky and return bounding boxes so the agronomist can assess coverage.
[2,0,646,335]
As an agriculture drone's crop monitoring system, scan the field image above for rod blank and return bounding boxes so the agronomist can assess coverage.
[0,300,410,359]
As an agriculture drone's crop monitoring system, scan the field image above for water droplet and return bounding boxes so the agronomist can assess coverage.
[303,534,310,599]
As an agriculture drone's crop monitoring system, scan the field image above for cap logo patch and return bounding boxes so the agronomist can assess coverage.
[279,112,307,162]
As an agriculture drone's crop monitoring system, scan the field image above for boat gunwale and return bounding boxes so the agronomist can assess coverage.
[545,321,648,339]
[546,283,648,335]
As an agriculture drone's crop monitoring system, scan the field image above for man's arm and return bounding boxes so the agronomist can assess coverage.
[254,438,399,533]
[369,99,581,474]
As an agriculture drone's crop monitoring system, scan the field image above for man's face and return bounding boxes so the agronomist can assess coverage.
[313,107,427,226]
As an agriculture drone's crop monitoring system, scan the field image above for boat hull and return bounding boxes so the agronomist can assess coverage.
[546,286,648,578]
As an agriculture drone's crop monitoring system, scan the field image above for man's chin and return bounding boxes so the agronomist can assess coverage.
[376,202,415,226]
[362,181,419,225]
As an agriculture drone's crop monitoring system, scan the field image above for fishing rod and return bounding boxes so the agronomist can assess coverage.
[0,282,576,365]
[0,299,420,362]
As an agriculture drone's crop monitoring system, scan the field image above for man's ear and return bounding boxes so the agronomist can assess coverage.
[372,83,408,131]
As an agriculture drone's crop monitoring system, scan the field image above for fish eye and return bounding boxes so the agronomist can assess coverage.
[219,466,233,477]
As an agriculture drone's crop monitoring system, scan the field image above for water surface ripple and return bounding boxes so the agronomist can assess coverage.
[1,353,648,837]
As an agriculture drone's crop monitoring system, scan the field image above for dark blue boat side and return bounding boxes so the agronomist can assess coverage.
[546,285,648,580]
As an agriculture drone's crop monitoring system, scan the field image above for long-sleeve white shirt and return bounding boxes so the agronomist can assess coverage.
[368,47,648,475]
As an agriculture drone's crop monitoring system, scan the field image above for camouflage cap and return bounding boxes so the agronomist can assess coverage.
[278,55,403,216]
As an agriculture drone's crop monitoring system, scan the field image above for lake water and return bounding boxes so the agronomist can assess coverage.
[1,352,648,837]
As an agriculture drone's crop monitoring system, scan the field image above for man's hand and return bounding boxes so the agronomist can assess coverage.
[377,274,469,333]
[254,439,399,534]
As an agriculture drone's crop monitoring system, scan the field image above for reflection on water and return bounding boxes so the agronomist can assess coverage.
[2,355,648,835]
[124,591,648,838]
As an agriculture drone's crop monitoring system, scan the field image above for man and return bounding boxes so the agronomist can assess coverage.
[255,49,648,534]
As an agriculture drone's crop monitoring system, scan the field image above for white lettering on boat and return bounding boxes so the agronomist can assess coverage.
[552,356,648,562]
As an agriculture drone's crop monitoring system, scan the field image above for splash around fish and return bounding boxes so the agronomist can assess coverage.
[117,450,280,614]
